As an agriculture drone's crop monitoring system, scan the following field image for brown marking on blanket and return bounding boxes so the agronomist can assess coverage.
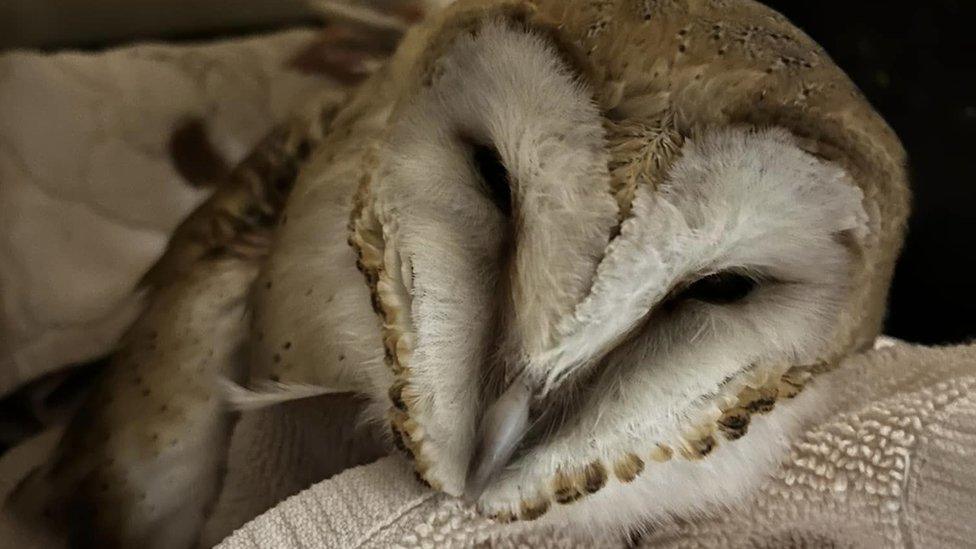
[168,117,230,188]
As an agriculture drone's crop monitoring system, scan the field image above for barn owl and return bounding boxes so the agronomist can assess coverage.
[9,0,910,547]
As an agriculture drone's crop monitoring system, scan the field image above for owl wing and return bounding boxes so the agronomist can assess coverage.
[3,90,348,546]
[143,93,346,289]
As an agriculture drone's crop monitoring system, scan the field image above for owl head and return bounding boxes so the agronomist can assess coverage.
[348,0,909,530]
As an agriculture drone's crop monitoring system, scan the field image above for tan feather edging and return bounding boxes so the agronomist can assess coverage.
[485,363,819,522]
[349,170,445,490]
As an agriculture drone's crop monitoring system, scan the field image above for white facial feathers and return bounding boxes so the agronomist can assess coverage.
[361,17,868,516]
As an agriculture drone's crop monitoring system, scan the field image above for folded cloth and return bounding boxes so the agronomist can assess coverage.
[216,340,976,548]
[0,29,328,397]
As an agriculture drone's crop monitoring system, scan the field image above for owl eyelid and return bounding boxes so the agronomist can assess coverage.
[666,269,766,307]
[461,137,513,216]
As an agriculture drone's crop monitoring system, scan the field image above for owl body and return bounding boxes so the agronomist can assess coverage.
[9,0,909,546]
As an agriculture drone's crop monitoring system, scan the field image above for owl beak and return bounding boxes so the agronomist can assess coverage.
[464,374,535,503]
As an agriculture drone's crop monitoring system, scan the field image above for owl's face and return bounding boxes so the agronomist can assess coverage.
[350,6,871,528]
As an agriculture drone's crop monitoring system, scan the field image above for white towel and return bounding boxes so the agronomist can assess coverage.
[216,340,976,548]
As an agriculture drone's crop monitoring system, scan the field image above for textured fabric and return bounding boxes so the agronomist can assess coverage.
[0,29,327,397]
[200,395,386,546]
[217,340,976,548]
[217,456,619,548]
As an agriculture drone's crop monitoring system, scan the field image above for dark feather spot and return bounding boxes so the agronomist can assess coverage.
[413,470,431,488]
[747,397,777,414]
[583,462,608,493]
[554,486,583,504]
[391,425,408,453]
[719,412,751,440]
[519,499,550,521]
[389,381,407,411]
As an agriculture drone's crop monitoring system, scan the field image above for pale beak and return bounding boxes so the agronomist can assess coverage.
[464,374,535,503]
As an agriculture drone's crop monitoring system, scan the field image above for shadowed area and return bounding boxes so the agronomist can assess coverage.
[766,0,976,344]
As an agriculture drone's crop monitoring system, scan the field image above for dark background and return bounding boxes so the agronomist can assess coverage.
[766,0,976,345]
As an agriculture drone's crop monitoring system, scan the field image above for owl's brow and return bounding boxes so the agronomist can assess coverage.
[543,266,771,394]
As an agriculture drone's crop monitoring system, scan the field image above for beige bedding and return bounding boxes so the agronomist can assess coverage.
[0,29,329,397]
